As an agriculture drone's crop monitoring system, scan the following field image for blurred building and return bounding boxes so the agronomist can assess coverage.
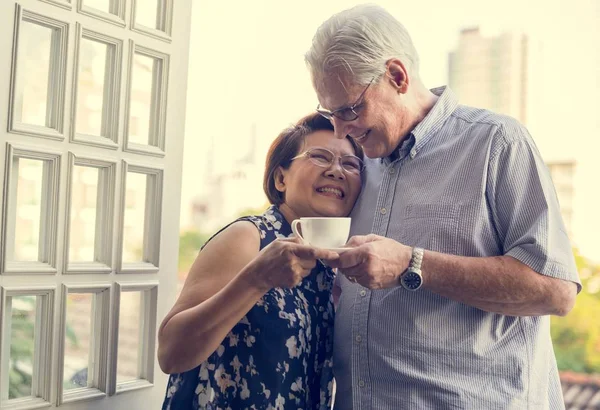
[190,124,268,234]
[448,27,582,248]
[448,27,535,126]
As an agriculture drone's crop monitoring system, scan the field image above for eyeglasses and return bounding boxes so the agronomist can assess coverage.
[316,77,375,122]
[291,147,364,175]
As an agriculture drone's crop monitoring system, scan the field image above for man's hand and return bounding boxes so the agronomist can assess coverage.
[325,234,412,289]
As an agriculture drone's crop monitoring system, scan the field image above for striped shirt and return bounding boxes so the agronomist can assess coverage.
[333,86,581,410]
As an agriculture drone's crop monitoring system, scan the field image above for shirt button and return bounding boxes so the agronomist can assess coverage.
[359,380,365,388]
[360,290,367,297]
[380,208,387,215]
[355,335,362,343]
[389,168,395,174]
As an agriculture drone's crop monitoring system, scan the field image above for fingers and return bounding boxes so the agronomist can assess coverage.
[276,236,303,244]
[340,265,367,280]
[336,248,367,270]
[297,258,317,271]
[293,261,314,280]
[346,234,381,247]
[293,244,339,261]
[321,257,340,269]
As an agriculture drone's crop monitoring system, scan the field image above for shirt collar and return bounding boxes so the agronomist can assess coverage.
[383,86,458,164]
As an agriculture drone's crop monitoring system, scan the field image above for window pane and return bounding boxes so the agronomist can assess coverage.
[122,172,147,263]
[13,158,44,262]
[76,38,108,137]
[128,54,155,145]
[15,21,53,127]
[63,293,93,390]
[82,0,111,14]
[8,296,37,399]
[117,292,141,384]
[135,0,160,29]
[69,166,99,263]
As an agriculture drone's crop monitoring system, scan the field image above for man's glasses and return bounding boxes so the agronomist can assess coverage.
[316,77,375,122]
[291,147,364,175]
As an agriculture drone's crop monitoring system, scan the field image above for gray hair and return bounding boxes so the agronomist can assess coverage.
[305,4,420,87]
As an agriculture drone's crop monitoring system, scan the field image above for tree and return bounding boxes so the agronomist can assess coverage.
[9,297,79,398]
[551,249,600,374]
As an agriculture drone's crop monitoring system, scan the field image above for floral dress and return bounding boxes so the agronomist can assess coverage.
[162,206,335,410]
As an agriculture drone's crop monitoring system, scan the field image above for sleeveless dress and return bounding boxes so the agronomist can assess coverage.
[162,206,335,410]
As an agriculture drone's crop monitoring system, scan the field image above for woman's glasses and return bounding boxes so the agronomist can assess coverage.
[291,147,364,175]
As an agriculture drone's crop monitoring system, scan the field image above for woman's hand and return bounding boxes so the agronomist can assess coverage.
[245,237,339,292]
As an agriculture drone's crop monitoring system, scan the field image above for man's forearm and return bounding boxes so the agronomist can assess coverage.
[420,251,576,317]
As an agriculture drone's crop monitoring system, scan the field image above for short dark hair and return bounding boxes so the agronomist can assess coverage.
[263,112,364,205]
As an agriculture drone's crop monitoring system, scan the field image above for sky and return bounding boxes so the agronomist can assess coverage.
[180,0,600,260]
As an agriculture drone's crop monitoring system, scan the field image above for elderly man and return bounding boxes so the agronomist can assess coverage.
[307,4,581,409]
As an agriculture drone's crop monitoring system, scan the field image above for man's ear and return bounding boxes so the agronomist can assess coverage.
[385,58,409,93]
[274,166,286,193]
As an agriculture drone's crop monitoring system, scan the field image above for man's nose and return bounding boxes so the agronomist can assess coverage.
[331,117,352,140]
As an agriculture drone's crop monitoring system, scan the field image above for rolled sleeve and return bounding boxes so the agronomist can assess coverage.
[486,124,581,291]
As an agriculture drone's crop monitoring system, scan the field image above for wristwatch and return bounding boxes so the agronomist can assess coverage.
[399,247,424,291]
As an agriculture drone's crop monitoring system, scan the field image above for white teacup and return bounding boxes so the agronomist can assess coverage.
[291,217,351,250]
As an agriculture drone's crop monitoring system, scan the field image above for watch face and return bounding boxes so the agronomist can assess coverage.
[402,270,422,290]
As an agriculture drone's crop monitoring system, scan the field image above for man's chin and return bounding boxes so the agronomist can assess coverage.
[362,146,386,160]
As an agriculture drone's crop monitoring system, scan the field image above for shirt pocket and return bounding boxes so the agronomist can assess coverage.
[398,203,460,254]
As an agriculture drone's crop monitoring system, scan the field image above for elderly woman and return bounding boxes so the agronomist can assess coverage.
[159,112,363,409]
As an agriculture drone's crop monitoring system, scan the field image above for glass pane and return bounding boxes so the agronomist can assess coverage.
[15,20,53,127]
[69,166,99,263]
[128,54,156,145]
[122,172,147,263]
[63,293,93,390]
[82,0,111,14]
[13,158,44,262]
[8,296,37,399]
[135,0,160,29]
[117,292,141,384]
[76,38,108,137]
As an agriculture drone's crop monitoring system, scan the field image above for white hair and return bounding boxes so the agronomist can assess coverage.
[305,4,420,87]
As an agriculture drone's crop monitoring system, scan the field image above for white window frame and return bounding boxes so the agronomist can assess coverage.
[70,23,123,150]
[63,153,117,274]
[7,5,68,142]
[130,0,174,42]
[109,282,158,395]
[116,161,163,274]
[55,284,111,405]
[38,0,72,11]
[0,144,61,276]
[0,286,55,410]
[77,0,126,28]
[0,0,192,407]
[123,41,169,157]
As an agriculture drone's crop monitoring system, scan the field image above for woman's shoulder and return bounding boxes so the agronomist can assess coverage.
[196,206,289,255]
